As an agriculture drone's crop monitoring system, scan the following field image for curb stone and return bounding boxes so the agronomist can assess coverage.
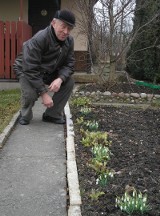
[64,102,82,216]
[93,102,151,109]
[0,111,19,149]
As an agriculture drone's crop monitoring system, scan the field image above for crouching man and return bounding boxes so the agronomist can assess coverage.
[13,9,76,125]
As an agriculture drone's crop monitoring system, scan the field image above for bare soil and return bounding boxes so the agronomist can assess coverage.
[78,82,160,95]
[70,83,160,216]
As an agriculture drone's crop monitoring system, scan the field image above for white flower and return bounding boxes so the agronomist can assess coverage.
[96,179,99,185]
[133,191,136,197]
[140,206,143,211]
[143,196,147,202]
[138,193,142,199]
[132,200,135,205]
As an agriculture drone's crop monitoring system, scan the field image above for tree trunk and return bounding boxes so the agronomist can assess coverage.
[108,61,116,83]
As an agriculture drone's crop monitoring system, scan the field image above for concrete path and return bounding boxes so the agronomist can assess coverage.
[0,98,67,216]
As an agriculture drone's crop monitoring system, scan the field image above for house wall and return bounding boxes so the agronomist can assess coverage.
[61,0,89,71]
[61,0,87,52]
[0,0,28,22]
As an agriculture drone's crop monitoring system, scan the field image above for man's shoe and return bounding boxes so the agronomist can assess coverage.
[19,117,30,125]
[42,113,66,124]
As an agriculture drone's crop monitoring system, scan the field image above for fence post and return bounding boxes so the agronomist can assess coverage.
[17,21,23,54]
[5,21,11,79]
[0,20,32,80]
[11,21,16,79]
[0,21,4,78]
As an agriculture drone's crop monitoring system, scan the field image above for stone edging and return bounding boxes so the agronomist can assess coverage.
[78,90,160,99]
[75,89,160,104]
[0,111,19,149]
[64,102,82,216]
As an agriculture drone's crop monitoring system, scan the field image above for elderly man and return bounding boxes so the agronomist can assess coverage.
[13,9,75,125]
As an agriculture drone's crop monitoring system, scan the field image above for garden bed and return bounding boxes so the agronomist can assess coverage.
[70,83,160,216]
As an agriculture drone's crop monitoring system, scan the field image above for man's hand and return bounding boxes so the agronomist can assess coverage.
[48,78,63,92]
[41,93,53,108]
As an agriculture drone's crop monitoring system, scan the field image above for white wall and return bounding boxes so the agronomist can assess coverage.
[61,0,88,51]
[0,0,28,22]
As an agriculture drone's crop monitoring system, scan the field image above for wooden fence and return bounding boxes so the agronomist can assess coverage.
[0,20,32,79]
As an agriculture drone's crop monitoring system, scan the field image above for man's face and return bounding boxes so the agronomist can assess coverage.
[51,19,73,41]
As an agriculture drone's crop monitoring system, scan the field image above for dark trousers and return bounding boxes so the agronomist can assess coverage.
[19,75,74,121]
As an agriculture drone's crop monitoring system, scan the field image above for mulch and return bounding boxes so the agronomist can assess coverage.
[79,82,160,94]
[70,83,160,216]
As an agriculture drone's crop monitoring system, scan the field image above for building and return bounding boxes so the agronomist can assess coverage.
[0,0,98,80]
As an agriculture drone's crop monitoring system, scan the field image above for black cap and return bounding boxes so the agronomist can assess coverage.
[54,9,76,27]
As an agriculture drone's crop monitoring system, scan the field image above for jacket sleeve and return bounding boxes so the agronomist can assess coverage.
[57,37,75,82]
[22,36,48,95]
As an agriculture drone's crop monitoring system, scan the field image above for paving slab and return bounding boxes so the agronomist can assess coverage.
[0,98,67,216]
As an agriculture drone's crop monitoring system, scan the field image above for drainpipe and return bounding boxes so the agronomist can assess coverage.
[19,0,23,21]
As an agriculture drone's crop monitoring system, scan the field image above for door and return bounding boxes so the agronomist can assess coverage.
[28,0,61,35]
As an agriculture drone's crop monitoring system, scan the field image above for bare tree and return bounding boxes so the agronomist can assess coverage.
[75,0,159,85]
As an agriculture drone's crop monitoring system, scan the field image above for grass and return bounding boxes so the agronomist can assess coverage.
[0,88,21,134]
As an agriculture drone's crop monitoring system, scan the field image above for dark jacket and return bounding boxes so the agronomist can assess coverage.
[13,25,75,95]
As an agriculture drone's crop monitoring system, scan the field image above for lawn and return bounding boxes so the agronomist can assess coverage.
[0,89,21,133]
